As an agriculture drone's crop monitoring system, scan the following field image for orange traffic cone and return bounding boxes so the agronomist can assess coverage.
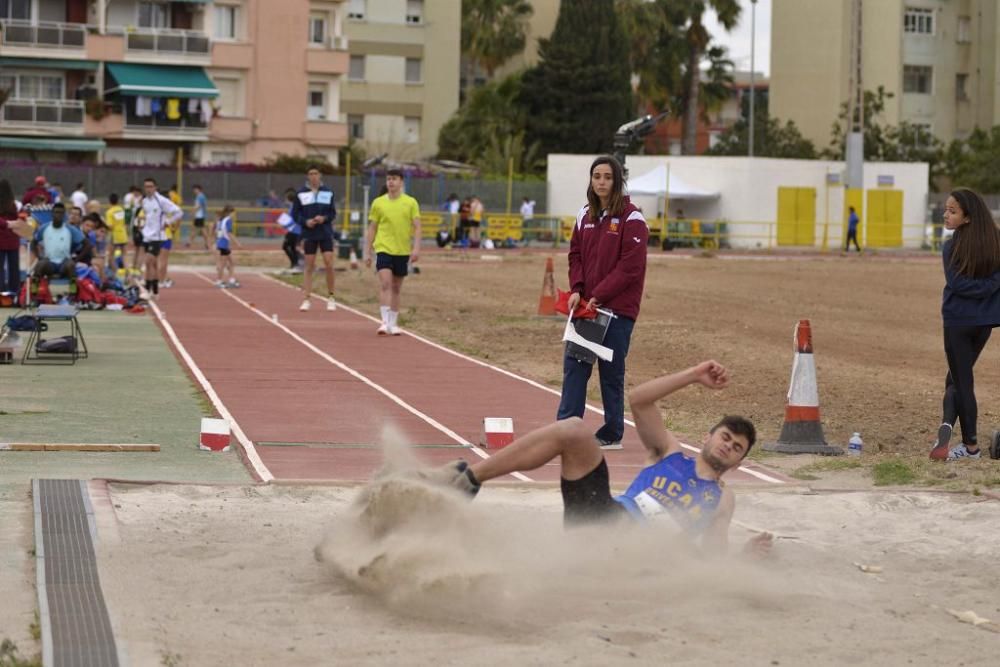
[537,256,557,316]
[764,320,844,455]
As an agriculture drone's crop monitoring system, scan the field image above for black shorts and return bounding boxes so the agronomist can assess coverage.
[561,458,628,525]
[303,238,334,255]
[194,217,206,228]
[217,247,231,256]
[132,227,143,245]
[375,253,409,277]
[142,241,163,256]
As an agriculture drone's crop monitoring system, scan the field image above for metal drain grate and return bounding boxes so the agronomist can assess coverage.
[34,479,120,667]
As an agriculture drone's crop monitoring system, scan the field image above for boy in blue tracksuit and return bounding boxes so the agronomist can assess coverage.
[291,165,337,311]
[278,188,302,272]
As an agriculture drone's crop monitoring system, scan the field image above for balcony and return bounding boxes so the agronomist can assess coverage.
[0,19,87,53]
[0,99,85,135]
[107,26,210,64]
[123,108,209,141]
[303,120,348,146]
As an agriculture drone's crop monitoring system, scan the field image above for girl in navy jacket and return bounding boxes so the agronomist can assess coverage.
[930,188,1000,461]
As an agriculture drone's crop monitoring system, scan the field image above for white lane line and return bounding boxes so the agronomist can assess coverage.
[261,273,784,485]
[193,273,532,482]
[149,299,274,483]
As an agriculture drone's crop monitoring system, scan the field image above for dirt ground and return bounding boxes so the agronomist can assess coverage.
[249,247,1000,490]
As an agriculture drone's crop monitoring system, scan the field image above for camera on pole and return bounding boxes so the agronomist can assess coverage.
[612,113,668,177]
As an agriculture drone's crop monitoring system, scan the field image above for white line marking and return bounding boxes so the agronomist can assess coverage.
[149,300,274,483]
[261,273,783,484]
[193,273,532,482]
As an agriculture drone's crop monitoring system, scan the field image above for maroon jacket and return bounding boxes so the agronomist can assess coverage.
[568,197,648,320]
[21,186,51,206]
[0,213,21,251]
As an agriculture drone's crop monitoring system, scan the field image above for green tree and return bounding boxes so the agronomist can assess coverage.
[706,112,817,159]
[461,0,534,78]
[439,73,522,161]
[943,127,1000,192]
[519,0,633,157]
[677,0,741,155]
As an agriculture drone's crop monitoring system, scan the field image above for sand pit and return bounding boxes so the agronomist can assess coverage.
[95,478,1000,666]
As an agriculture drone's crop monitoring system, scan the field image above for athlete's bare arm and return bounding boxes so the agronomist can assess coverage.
[628,361,730,465]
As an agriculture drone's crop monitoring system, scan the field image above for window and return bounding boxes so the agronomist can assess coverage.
[405,58,422,84]
[215,78,242,116]
[214,5,240,40]
[404,116,420,143]
[903,7,933,35]
[903,65,932,93]
[349,55,365,81]
[3,74,63,100]
[138,1,169,28]
[957,16,971,43]
[307,83,326,120]
[309,14,327,45]
[956,73,969,101]
[348,114,364,139]
[406,0,423,24]
[347,0,365,20]
[0,0,31,20]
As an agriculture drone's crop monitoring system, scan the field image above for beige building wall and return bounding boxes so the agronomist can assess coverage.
[772,0,1000,151]
[341,0,460,159]
[493,0,561,78]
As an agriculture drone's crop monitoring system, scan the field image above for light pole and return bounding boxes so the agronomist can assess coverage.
[748,0,758,157]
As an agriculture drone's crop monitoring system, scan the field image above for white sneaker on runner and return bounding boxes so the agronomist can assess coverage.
[389,325,402,336]
[326,298,337,311]
[947,444,982,461]
[299,299,311,311]
[376,324,388,335]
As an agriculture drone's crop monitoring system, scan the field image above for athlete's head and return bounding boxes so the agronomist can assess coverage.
[945,187,1000,278]
[587,155,625,220]
[386,168,404,196]
[143,177,157,197]
[701,415,756,474]
[306,166,322,189]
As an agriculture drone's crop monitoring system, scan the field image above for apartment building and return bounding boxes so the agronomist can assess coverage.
[0,0,349,165]
[770,0,1000,150]
[340,0,459,160]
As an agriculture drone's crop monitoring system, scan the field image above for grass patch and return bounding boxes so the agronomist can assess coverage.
[790,457,862,480]
[0,639,41,667]
[872,460,916,486]
[28,613,39,642]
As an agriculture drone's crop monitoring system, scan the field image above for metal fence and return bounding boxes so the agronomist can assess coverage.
[0,162,548,214]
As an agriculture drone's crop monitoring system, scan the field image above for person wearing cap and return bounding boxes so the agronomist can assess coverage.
[21,176,52,207]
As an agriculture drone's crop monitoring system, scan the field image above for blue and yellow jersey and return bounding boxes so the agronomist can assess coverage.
[615,452,723,534]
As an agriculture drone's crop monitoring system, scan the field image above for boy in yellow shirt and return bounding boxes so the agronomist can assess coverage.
[365,168,421,335]
[105,193,128,273]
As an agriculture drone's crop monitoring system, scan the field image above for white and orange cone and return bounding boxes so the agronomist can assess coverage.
[764,320,844,455]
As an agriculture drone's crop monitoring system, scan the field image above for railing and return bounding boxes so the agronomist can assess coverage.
[107,26,209,55]
[124,109,208,133]
[0,19,86,48]
[1,98,85,126]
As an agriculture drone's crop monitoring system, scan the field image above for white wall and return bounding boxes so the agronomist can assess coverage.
[547,155,930,249]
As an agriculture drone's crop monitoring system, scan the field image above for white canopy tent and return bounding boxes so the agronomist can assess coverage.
[626,164,720,200]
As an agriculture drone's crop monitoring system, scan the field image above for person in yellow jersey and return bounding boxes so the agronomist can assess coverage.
[365,168,421,336]
[105,193,128,274]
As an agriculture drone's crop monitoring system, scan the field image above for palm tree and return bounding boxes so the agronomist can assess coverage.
[678,0,740,154]
[462,0,534,78]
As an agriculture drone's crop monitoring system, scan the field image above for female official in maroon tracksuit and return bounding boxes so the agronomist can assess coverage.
[557,155,649,449]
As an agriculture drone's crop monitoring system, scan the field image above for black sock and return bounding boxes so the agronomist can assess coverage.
[144,279,151,290]
[151,279,159,295]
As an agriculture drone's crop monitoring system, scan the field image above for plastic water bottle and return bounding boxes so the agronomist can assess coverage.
[848,432,863,457]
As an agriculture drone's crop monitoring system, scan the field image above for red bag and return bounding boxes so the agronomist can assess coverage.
[76,277,99,303]
[102,291,126,306]
[555,289,598,319]
[35,277,53,305]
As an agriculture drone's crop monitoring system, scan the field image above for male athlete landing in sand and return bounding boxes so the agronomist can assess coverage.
[434,360,772,552]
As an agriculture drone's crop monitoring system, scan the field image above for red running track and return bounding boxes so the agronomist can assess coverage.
[154,271,789,487]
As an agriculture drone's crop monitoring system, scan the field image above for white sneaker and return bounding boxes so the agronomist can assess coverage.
[376,324,388,336]
[299,299,311,311]
[389,325,402,336]
[326,298,337,311]
[227,279,240,288]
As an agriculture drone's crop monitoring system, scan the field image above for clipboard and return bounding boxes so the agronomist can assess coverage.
[562,309,615,364]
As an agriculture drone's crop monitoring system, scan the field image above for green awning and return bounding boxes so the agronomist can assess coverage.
[105,63,218,98]
[0,57,99,70]
[0,136,106,152]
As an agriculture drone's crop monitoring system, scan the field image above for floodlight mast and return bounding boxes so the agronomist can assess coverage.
[612,112,668,177]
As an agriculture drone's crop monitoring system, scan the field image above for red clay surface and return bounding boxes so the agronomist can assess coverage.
[156,272,789,486]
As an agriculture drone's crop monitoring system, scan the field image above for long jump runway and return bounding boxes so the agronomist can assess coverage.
[154,271,788,486]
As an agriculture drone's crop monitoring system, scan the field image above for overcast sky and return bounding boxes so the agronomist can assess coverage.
[702,0,772,77]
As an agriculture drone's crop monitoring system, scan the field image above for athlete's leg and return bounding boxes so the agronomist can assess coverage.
[468,417,602,483]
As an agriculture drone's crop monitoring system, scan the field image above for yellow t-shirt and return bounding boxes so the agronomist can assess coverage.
[106,205,128,245]
[370,193,420,256]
